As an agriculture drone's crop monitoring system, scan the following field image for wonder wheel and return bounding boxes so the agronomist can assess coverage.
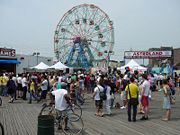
[54,4,114,68]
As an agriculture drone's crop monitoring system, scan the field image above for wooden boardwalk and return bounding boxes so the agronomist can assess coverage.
[0,90,180,135]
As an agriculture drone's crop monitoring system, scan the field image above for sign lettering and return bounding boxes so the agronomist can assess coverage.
[0,48,16,57]
[124,51,172,59]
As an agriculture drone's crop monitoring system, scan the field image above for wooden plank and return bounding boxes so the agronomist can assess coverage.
[0,91,180,135]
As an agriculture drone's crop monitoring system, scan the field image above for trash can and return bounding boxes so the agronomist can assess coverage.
[38,115,54,135]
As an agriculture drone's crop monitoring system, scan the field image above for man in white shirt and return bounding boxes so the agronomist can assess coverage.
[21,74,28,100]
[51,83,70,130]
[51,84,70,111]
[38,76,48,102]
[104,79,112,115]
[93,78,104,117]
[12,74,17,100]
[140,74,150,120]
[58,74,63,83]
[17,74,23,98]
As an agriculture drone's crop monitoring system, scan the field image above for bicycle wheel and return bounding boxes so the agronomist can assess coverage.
[39,104,56,116]
[0,97,2,106]
[0,122,4,135]
[69,104,82,119]
[62,114,84,135]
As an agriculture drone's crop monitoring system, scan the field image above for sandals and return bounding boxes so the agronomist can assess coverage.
[99,114,104,117]
[94,113,104,117]
[138,111,145,114]
[162,118,168,121]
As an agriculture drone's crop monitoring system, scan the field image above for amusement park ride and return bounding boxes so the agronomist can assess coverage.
[54,4,114,68]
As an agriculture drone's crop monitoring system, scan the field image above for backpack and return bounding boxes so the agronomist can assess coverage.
[98,86,107,100]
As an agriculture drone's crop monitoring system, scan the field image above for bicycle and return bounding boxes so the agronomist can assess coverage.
[56,109,84,135]
[0,122,4,135]
[39,102,82,121]
[39,103,84,135]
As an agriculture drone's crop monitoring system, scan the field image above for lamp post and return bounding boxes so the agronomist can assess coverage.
[33,52,40,65]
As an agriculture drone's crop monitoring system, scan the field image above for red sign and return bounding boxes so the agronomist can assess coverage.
[124,51,172,59]
[0,48,16,57]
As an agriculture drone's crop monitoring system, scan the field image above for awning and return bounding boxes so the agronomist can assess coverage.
[0,59,21,64]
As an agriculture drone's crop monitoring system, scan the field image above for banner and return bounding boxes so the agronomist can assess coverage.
[0,48,16,57]
[124,51,172,59]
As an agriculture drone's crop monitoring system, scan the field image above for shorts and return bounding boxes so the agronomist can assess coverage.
[56,109,68,118]
[141,95,149,107]
[95,100,103,109]
[40,90,48,99]
[56,109,68,115]
[18,83,23,91]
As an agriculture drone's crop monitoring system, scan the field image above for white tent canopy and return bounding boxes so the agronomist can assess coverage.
[30,62,50,70]
[117,59,147,72]
[49,61,68,70]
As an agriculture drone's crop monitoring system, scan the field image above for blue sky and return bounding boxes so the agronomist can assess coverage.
[0,0,180,63]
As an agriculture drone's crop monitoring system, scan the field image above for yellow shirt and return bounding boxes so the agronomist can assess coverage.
[0,76,8,86]
[3,76,8,85]
[125,83,138,99]
[0,76,3,85]
[50,79,55,87]
[30,82,35,91]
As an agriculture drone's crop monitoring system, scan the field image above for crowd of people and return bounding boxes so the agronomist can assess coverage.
[0,68,179,122]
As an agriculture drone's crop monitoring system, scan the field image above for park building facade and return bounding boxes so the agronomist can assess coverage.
[148,47,180,70]
[0,47,53,74]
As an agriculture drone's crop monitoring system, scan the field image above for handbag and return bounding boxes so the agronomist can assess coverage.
[169,87,176,105]
[128,85,139,106]
[170,96,176,105]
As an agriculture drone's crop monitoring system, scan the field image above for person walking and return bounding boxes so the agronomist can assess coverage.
[93,78,104,117]
[7,75,16,103]
[0,73,4,96]
[138,79,145,114]
[109,77,116,108]
[2,73,9,96]
[12,74,18,100]
[28,78,38,104]
[51,83,71,130]
[140,74,150,120]
[70,79,76,104]
[120,75,128,109]
[75,77,84,105]
[162,79,171,121]
[125,77,138,122]
[90,74,95,93]
[38,75,48,102]
[79,75,85,99]
[22,74,28,100]
[104,78,112,115]
[66,75,72,92]
[17,74,23,98]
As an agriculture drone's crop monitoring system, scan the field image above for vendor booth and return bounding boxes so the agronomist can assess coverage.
[117,59,147,73]
[48,61,68,70]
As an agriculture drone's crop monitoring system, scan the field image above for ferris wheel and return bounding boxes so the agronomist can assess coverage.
[54,4,114,68]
